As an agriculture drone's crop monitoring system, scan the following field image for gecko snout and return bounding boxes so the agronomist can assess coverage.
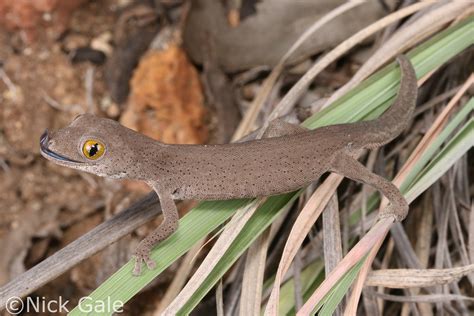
[39,129,83,164]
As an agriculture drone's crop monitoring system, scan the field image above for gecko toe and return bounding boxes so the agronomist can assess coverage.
[133,257,143,276]
[145,258,157,270]
[132,249,156,275]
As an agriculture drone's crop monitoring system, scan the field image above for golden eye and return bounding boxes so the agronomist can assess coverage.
[82,140,105,160]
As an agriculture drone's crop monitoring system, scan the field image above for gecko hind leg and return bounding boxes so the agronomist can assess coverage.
[133,186,179,276]
[329,153,408,222]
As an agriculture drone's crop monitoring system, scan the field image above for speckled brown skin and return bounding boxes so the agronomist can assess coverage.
[40,56,417,275]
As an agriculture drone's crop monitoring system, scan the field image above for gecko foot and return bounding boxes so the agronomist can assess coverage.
[379,202,409,222]
[133,246,157,276]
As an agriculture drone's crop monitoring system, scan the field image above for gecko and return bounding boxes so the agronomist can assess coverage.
[40,55,417,275]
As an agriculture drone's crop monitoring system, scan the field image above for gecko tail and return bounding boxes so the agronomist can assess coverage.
[361,55,418,149]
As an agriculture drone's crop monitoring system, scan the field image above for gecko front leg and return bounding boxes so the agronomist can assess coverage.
[133,182,179,276]
[330,153,408,222]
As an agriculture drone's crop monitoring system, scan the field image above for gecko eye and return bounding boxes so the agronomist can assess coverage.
[82,139,105,160]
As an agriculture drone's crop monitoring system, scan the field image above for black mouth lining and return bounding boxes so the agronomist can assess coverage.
[40,130,83,164]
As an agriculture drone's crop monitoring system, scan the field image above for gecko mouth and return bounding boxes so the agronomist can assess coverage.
[40,130,84,164]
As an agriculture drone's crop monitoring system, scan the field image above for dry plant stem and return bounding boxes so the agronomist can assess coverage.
[223,258,246,315]
[273,1,432,117]
[297,218,394,316]
[447,181,474,284]
[444,177,470,313]
[322,193,344,315]
[413,86,460,117]
[0,192,160,310]
[232,0,364,140]
[366,292,474,303]
[322,193,343,274]
[216,280,224,316]
[469,202,474,266]
[399,194,433,316]
[406,194,435,316]
[162,199,265,315]
[324,1,472,107]
[433,184,448,314]
[376,238,395,314]
[292,250,304,311]
[365,264,474,288]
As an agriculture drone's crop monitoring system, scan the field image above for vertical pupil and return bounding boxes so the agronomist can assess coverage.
[89,143,99,156]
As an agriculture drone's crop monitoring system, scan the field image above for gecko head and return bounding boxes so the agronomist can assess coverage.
[40,114,149,179]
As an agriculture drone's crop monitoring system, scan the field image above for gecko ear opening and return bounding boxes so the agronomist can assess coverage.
[82,139,106,160]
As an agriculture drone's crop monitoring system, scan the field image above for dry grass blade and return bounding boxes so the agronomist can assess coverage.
[272,1,433,118]
[365,264,474,288]
[162,199,264,315]
[470,202,474,265]
[404,194,435,316]
[324,1,473,107]
[323,194,343,275]
[367,292,474,303]
[297,218,394,316]
[264,174,343,315]
[216,280,224,316]
[322,194,344,315]
[232,0,365,140]
[239,228,271,315]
